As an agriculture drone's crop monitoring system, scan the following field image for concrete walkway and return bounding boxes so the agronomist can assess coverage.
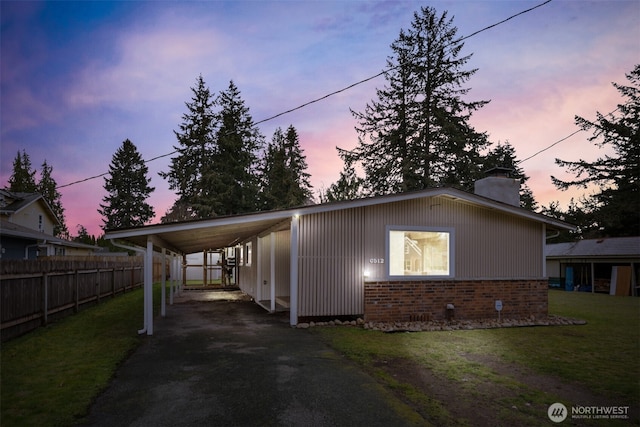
[81,290,416,426]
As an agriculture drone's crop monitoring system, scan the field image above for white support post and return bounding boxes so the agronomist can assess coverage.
[161,248,167,317]
[146,237,154,335]
[270,232,276,313]
[170,254,175,305]
[256,237,262,302]
[290,215,299,326]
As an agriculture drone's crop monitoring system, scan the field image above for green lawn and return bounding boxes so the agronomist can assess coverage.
[1,289,638,426]
[316,291,640,426]
[1,285,160,427]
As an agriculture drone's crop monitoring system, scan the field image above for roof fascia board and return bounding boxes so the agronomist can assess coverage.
[105,209,298,241]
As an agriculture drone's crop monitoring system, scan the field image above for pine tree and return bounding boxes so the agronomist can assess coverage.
[261,126,313,210]
[160,75,217,219]
[99,139,155,230]
[321,148,365,202]
[347,6,489,195]
[552,64,640,237]
[482,142,537,210]
[204,80,264,216]
[7,150,37,193]
[37,160,69,237]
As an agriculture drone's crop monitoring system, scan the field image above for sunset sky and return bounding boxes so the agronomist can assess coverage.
[1,0,638,237]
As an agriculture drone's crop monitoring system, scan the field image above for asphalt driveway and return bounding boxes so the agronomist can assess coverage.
[81,290,415,427]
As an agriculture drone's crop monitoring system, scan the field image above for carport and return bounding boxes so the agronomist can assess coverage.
[105,208,301,335]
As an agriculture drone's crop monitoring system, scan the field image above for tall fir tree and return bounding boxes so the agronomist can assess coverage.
[552,64,640,237]
[204,80,264,216]
[99,139,155,230]
[37,160,69,238]
[347,6,489,196]
[160,74,217,219]
[7,150,37,193]
[321,148,365,202]
[482,142,537,210]
[261,126,313,210]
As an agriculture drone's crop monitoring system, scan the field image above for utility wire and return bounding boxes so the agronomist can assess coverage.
[58,0,553,189]
[517,106,619,164]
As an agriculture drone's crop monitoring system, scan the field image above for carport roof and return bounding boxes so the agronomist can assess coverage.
[105,187,575,254]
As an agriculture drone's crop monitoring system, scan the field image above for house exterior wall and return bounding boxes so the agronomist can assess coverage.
[8,202,55,235]
[296,195,545,319]
[238,230,291,303]
[364,279,548,322]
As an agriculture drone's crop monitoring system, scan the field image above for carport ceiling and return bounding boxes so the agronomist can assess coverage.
[105,210,294,254]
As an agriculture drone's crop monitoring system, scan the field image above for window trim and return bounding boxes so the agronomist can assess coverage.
[385,225,455,280]
[245,242,252,267]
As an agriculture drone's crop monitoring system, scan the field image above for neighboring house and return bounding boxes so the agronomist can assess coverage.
[0,190,99,259]
[106,170,574,332]
[546,236,640,296]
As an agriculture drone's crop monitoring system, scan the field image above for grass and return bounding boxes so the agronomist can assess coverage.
[2,288,638,426]
[315,291,640,425]
[0,285,161,427]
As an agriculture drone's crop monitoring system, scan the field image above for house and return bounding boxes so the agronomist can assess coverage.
[546,236,640,295]
[0,190,99,259]
[105,170,574,334]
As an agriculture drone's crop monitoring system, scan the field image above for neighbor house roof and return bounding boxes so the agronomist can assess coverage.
[546,236,640,259]
[105,186,575,255]
[0,219,100,251]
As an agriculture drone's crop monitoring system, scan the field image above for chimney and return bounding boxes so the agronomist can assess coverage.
[474,167,520,207]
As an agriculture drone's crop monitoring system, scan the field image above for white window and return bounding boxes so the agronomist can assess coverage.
[245,242,252,267]
[387,227,453,278]
[239,245,244,266]
[38,214,44,232]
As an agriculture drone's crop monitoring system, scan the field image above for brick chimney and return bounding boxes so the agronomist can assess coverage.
[474,167,520,207]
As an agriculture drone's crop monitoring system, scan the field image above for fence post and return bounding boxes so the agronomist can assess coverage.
[42,273,48,326]
[96,268,101,303]
[74,270,79,313]
[111,267,116,297]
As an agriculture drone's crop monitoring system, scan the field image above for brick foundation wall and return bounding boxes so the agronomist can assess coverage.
[364,279,548,322]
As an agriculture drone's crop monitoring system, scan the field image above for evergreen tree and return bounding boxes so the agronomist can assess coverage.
[7,150,37,192]
[74,224,96,245]
[347,6,489,195]
[552,65,640,237]
[37,160,69,238]
[99,139,155,230]
[160,200,196,223]
[482,141,537,210]
[160,75,217,219]
[204,80,264,216]
[261,126,313,210]
[321,148,365,202]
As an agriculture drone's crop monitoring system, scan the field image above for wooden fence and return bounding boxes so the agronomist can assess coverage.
[0,256,165,341]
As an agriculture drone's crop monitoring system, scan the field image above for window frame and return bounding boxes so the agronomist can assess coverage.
[385,225,455,280]
[245,242,252,267]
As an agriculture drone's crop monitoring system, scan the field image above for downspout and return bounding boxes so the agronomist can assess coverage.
[111,240,149,335]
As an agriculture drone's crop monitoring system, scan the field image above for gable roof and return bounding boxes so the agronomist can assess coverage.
[0,189,60,226]
[105,187,575,255]
[546,236,640,259]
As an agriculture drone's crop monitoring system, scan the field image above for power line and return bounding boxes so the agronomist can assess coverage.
[517,106,619,164]
[59,0,553,189]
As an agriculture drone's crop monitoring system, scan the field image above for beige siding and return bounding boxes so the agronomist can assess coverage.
[238,237,258,298]
[10,203,55,234]
[362,196,543,279]
[238,231,291,302]
[298,208,366,317]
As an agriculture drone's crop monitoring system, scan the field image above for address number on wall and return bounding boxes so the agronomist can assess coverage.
[369,258,385,264]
